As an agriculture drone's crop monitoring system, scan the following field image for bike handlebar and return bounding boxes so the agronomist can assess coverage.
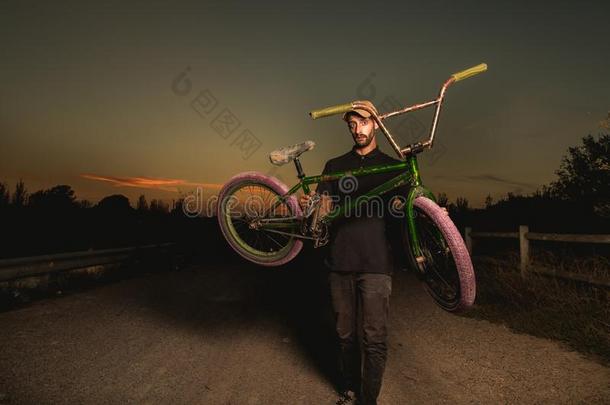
[309,102,353,120]
[451,63,487,82]
[308,62,488,159]
[310,63,487,120]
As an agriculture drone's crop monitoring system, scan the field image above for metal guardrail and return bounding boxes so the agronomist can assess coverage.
[464,225,609,287]
[0,243,175,282]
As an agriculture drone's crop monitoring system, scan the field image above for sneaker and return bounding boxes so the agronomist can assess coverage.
[335,390,356,405]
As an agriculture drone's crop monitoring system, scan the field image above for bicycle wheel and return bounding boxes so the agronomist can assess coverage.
[406,196,476,312]
[217,171,303,266]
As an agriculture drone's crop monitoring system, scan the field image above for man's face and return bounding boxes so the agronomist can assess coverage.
[347,113,378,148]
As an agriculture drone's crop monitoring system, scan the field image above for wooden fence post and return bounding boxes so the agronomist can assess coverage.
[519,225,529,277]
[464,227,472,255]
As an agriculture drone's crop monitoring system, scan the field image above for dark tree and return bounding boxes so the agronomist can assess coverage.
[78,200,92,209]
[456,197,469,212]
[171,198,185,216]
[136,194,149,211]
[11,179,27,207]
[97,194,132,213]
[548,133,609,217]
[28,185,77,211]
[531,186,553,200]
[0,182,9,207]
[484,194,494,209]
[436,192,449,207]
[150,199,169,214]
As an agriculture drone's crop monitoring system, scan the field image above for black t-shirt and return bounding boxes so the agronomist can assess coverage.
[316,147,408,274]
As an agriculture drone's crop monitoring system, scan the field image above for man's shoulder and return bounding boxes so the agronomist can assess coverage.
[323,151,353,168]
[377,150,401,164]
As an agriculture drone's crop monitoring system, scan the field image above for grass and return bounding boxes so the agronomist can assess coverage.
[464,251,610,365]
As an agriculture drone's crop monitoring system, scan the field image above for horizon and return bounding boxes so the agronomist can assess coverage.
[1,1,608,209]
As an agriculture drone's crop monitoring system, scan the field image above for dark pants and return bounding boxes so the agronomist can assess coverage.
[328,271,392,405]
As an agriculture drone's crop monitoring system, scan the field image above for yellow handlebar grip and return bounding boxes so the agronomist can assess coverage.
[309,102,353,120]
[451,63,488,82]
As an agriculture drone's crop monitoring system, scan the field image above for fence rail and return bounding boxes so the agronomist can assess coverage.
[0,243,175,283]
[464,225,609,287]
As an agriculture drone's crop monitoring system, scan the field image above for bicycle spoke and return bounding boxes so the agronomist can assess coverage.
[262,231,284,250]
[223,181,298,257]
[415,208,460,304]
[427,262,456,294]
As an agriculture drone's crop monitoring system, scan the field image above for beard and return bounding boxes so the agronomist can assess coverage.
[354,133,374,148]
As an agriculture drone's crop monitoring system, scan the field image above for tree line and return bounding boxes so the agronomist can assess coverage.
[0,181,180,215]
[0,133,607,259]
[0,183,212,259]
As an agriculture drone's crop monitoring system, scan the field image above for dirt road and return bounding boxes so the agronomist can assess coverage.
[0,260,608,404]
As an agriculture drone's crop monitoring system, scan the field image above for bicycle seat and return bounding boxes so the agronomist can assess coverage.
[269,140,315,166]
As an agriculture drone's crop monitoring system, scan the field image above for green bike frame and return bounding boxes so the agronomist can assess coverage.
[261,155,436,258]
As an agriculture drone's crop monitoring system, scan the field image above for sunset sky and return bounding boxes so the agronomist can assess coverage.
[1,1,608,208]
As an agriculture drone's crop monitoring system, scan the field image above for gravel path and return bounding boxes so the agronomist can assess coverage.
[0,261,608,404]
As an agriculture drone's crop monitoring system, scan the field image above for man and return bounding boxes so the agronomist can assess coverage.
[300,100,405,405]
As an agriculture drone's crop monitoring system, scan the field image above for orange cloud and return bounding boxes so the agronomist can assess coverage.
[81,174,222,192]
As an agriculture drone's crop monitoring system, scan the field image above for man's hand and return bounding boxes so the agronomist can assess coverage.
[299,190,331,216]
[299,191,315,211]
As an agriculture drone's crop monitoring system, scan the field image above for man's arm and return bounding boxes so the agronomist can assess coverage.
[317,192,333,217]
[299,161,334,216]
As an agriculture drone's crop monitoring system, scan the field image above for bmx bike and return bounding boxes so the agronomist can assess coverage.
[217,63,487,312]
